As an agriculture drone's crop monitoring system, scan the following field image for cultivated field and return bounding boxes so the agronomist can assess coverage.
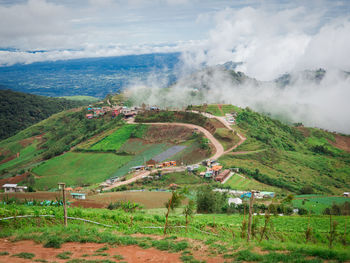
[33,152,132,189]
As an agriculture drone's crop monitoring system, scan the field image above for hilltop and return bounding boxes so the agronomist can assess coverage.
[0,89,97,140]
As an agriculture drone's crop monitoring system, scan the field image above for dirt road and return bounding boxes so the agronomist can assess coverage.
[105,113,245,190]
[128,119,224,160]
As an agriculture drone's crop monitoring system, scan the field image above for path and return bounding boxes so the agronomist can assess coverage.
[189,110,246,154]
[103,170,150,191]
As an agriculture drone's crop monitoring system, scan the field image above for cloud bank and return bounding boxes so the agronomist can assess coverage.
[126,5,350,134]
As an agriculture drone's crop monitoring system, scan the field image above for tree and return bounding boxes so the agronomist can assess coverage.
[300,185,314,195]
[164,190,185,235]
[183,200,195,233]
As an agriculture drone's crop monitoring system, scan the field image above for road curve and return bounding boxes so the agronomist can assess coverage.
[128,119,224,160]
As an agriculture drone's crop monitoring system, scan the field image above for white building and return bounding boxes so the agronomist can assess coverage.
[228,197,242,205]
[2,184,27,193]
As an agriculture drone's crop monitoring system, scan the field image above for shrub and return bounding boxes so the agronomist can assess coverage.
[44,236,63,248]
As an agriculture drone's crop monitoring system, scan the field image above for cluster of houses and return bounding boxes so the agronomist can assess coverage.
[188,159,234,183]
[225,112,237,124]
[85,105,140,119]
[215,189,276,206]
[130,161,177,172]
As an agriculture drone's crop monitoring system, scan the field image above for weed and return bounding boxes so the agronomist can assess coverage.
[112,254,124,260]
[95,246,109,252]
[34,259,49,263]
[0,251,9,256]
[56,251,72,259]
[234,250,263,261]
[12,252,35,259]
[44,235,63,248]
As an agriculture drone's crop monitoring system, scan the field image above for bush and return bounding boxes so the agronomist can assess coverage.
[44,236,63,248]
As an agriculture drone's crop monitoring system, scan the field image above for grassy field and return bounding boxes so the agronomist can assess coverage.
[224,173,280,192]
[90,124,138,151]
[0,203,349,263]
[32,152,132,189]
[214,128,241,150]
[292,196,350,214]
[59,95,99,102]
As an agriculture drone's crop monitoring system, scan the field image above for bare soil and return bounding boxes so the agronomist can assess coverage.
[0,172,30,187]
[87,191,172,209]
[0,191,61,201]
[146,125,193,144]
[0,155,16,165]
[0,239,182,263]
[329,134,350,153]
[295,126,311,137]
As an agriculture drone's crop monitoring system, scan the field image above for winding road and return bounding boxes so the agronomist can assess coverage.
[103,111,246,190]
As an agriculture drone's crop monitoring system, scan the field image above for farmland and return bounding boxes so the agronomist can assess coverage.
[223,173,280,192]
[90,124,144,151]
[0,202,349,263]
[293,196,350,214]
[32,152,132,189]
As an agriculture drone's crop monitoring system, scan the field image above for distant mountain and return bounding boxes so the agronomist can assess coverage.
[0,89,94,140]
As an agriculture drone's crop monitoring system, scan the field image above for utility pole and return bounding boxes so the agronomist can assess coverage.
[58,183,67,227]
[247,190,255,242]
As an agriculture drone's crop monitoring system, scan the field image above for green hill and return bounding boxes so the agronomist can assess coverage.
[0,90,95,140]
[0,100,349,194]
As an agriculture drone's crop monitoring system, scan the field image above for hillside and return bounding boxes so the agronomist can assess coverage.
[0,89,96,140]
[0,100,349,194]
[187,104,350,194]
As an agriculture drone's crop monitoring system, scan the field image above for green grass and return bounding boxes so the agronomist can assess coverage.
[33,152,132,189]
[12,252,35,259]
[205,104,223,116]
[223,173,278,191]
[292,196,350,214]
[0,140,42,172]
[56,251,72,259]
[90,125,137,151]
[0,251,9,256]
[59,96,99,102]
[214,128,240,150]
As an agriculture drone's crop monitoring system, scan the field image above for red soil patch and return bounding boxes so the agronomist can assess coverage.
[88,191,172,209]
[0,173,30,187]
[0,148,11,156]
[146,125,193,143]
[329,134,350,153]
[70,199,105,209]
[0,155,16,165]
[295,126,311,137]
[19,137,36,147]
[0,239,182,263]
[0,191,61,201]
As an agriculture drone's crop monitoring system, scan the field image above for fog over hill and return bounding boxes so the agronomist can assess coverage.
[126,67,350,134]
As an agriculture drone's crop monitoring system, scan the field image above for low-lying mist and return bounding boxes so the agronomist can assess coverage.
[125,67,350,134]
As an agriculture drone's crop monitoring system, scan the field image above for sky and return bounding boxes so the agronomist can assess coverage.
[0,0,350,79]
[1,0,350,132]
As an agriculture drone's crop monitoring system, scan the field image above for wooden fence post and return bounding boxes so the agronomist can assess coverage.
[58,183,67,227]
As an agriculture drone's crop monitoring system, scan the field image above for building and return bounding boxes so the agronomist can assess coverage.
[344,192,350,197]
[211,165,223,176]
[2,184,27,193]
[215,169,230,182]
[228,197,242,206]
[71,193,86,200]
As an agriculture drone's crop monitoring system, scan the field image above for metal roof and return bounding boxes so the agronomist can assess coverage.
[2,184,17,187]
[71,193,86,196]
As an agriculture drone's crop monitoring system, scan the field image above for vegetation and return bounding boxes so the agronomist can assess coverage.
[0,89,92,140]
[219,107,350,194]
